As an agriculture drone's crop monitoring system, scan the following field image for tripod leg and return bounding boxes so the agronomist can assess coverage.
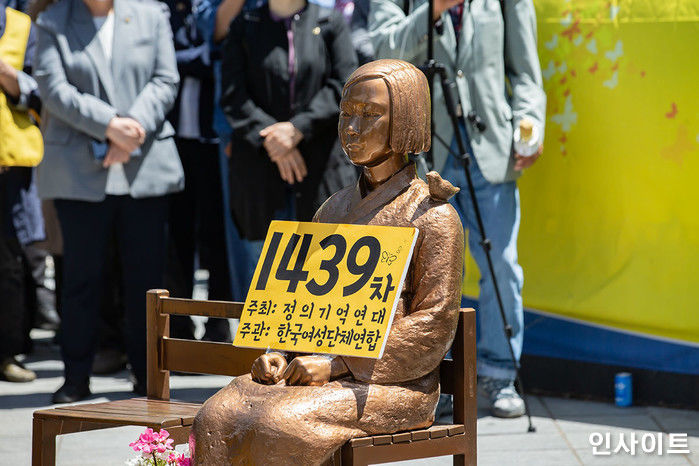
[462,176,523,373]
[433,69,536,431]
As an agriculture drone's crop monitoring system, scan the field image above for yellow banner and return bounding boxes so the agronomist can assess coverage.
[234,221,418,358]
[463,0,699,344]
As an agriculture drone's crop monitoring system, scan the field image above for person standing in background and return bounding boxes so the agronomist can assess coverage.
[0,0,43,382]
[370,0,546,418]
[220,0,357,249]
[194,0,357,297]
[162,0,233,342]
[193,0,258,303]
[33,0,183,403]
[3,0,58,340]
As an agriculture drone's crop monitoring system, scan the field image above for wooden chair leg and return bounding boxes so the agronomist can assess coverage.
[166,425,191,446]
[32,417,60,466]
[457,431,476,466]
[466,430,476,466]
[455,429,476,466]
[343,445,373,466]
[32,417,43,466]
[341,444,359,466]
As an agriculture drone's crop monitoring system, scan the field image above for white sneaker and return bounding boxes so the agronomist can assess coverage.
[478,376,525,418]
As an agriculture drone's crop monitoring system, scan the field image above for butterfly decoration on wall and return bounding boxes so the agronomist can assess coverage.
[603,71,619,89]
[605,40,624,62]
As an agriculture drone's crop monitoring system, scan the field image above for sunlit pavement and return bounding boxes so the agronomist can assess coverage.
[1,327,696,466]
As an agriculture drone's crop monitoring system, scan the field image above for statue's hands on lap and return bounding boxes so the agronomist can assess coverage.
[282,356,332,386]
[251,352,288,384]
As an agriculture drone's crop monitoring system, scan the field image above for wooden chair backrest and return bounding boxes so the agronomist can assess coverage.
[146,289,476,426]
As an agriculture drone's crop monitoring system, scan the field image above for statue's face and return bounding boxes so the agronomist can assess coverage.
[339,78,392,167]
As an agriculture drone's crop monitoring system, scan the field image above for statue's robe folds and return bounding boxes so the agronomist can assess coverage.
[191,164,464,465]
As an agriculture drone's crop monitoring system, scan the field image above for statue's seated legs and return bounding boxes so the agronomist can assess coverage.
[191,373,438,465]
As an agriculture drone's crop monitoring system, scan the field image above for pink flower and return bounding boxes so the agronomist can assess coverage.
[130,427,184,464]
[129,439,146,452]
[139,428,156,444]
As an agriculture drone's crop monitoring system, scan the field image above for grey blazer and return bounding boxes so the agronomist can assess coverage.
[369,0,546,183]
[33,0,184,201]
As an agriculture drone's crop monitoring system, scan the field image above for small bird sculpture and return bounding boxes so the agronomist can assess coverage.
[426,171,460,202]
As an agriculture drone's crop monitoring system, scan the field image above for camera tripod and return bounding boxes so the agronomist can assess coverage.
[416,0,536,433]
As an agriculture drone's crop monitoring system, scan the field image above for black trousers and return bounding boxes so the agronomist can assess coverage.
[0,232,26,358]
[167,138,231,339]
[54,195,168,383]
[0,171,31,358]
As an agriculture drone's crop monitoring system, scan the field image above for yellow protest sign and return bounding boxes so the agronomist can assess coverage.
[233,220,418,358]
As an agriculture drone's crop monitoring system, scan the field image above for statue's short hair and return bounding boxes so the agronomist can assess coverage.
[343,59,431,154]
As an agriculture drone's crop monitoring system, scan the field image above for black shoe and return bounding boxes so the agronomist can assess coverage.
[202,318,232,343]
[92,349,127,375]
[128,372,148,396]
[52,379,90,404]
[133,381,147,396]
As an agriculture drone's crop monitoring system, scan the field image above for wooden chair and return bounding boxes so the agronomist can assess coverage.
[32,290,476,465]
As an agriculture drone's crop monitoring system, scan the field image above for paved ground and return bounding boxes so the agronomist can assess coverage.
[1,327,696,465]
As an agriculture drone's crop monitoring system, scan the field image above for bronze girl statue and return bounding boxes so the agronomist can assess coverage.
[191,59,464,465]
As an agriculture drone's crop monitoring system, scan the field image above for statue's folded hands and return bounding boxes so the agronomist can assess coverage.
[251,352,288,385]
[283,356,331,386]
[251,353,351,387]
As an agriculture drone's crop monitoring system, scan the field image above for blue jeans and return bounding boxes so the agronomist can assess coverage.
[441,122,524,381]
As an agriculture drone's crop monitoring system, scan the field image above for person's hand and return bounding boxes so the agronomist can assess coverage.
[514,144,543,171]
[225,141,232,158]
[433,0,463,20]
[0,58,17,78]
[106,117,145,153]
[260,122,303,161]
[251,352,288,385]
[103,144,131,168]
[274,148,307,184]
[282,356,332,386]
[0,58,20,99]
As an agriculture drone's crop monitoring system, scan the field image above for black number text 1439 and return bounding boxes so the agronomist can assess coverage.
[255,233,381,297]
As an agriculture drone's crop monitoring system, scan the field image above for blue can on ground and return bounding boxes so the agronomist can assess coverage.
[615,372,633,407]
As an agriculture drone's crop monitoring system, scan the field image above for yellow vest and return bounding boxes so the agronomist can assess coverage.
[0,7,43,167]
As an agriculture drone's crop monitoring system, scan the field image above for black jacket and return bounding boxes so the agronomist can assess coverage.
[163,0,217,140]
[221,2,357,240]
